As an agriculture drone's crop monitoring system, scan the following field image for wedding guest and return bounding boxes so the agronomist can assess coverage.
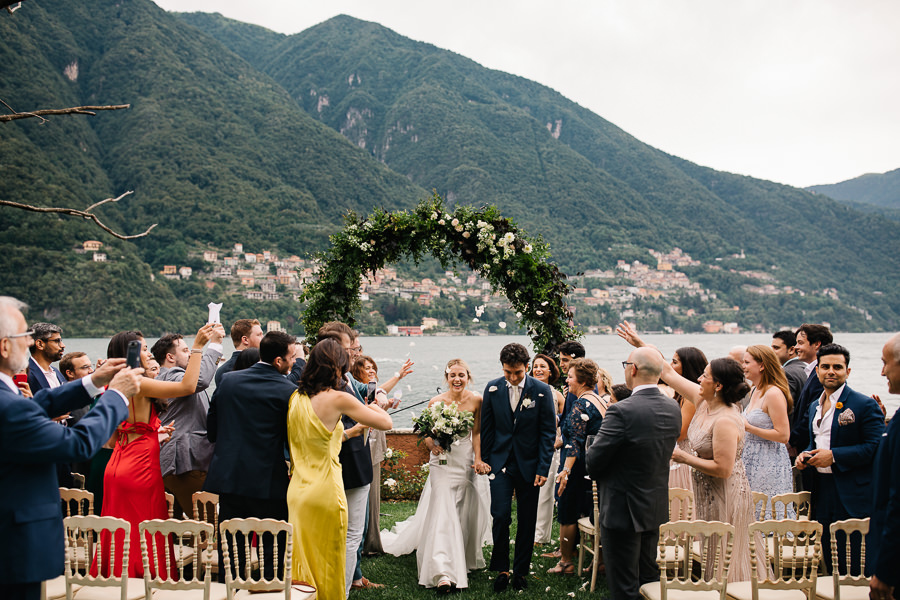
[232,347,260,372]
[740,345,793,516]
[617,322,757,582]
[531,354,565,546]
[668,347,706,492]
[610,384,631,403]
[215,318,263,385]
[288,339,392,600]
[548,358,607,575]
[869,332,900,600]
[586,346,681,600]
[352,354,414,555]
[145,358,160,379]
[381,359,490,592]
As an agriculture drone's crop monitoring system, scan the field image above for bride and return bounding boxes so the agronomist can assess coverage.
[381,359,491,593]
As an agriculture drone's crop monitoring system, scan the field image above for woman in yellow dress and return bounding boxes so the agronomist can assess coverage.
[287,339,392,600]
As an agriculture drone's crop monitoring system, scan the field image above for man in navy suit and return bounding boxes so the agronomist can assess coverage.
[795,343,883,574]
[26,322,66,393]
[0,296,142,600]
[205,330,299,581]
[476,343,555,592]
[869,333,900,600]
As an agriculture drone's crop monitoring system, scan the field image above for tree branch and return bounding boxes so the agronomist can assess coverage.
[0,103,130,123]
[0,191,157,239]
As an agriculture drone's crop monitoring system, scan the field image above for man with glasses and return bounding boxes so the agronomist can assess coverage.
[26,322,66,393]
[0,296,143,600]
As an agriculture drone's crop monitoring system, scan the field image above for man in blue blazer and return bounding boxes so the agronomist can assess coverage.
[26,322,67,394]
[0,297,141,600]
[869,333,900,600]
[477,343,555,592]
[795,343,883,574]
[789,324,832,491]
[205,330,300,581]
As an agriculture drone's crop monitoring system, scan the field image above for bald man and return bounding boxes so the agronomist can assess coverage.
[586,347,681,600]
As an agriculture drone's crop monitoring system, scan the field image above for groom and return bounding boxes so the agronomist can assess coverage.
[477,343,555,592]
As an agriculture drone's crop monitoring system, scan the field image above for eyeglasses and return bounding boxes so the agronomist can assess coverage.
[621,361,634,369]
[46,337,63,345]
[5,329,34,340]
[350,346,363,353]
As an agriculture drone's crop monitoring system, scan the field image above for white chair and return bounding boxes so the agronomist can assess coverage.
[814,519,870,600]
[660,488,694,575]
[771,492,811,520]
[640,520,735,600]
[219,518,315,600]
[726,519,822,600]
[140,518,228,600]
[750,491,769,521]
[577,481,602,592]
[60,488,95,571]
[63,514,145,600]
[192,491,220,578]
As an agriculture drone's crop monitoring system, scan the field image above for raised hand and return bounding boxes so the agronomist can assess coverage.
[91,357,127,388]
[616,320,646,348]
[107,366,143,398]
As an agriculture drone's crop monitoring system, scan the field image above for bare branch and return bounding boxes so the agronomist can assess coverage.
[0,104,130,123]
[0,191,157,240]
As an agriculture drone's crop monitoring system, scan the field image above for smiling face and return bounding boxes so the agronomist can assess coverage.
[771,337,792,364]
[502,362,527,387]
[742,352,763,385]
[363,360,377,383]
[794,331,819,363]
[671,352,683,375]
[565,367,586,396]
[445,363,470,392]
[697,365,719,401]
[882,336,900,395]
[531,357,551,384]
[817,353,850,392]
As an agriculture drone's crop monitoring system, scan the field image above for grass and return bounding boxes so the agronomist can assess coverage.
[355,501,610,599]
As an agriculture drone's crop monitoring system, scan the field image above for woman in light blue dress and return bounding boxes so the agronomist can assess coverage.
[740,344,794,518]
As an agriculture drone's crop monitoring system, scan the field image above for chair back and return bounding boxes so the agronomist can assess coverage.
[164,492,175,518]
[60,487,94,517]
[771,491,811,520]
[220,518,292,600]
[668,487,694,521]
[140,519,212,597]
[64,515,131,600]
[71,472,86,490]
[830,518,869,598]
[192,491,219,525]
[751,491,769,521]
[657,520,734,600]
[591,481,600,529]
[749,519,821,598]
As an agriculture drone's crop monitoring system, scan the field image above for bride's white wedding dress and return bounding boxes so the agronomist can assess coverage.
[381,432,492,589]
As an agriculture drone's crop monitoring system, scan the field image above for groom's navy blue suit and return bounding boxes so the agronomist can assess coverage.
[481,374,555,576]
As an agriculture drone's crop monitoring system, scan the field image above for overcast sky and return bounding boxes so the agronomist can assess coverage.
[153,0,899,188]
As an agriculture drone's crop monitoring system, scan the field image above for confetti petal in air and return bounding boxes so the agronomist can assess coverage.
[498,321,507,329]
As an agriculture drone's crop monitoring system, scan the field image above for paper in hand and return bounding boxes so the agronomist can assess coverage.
[207,302,223,324]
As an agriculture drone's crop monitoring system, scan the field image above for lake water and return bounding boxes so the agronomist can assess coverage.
[69,332,898,428]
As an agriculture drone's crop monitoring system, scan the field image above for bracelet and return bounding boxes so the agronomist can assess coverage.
[562,466,571,474]
[191,349,203,354]
[342,432,349,441]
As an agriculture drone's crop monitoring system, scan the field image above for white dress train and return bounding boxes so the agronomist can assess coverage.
[381,433,491,589]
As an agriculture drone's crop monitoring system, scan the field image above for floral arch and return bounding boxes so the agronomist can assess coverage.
[301,193,580,354]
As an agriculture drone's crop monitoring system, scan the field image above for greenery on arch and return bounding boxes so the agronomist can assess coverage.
[301,193,580,354]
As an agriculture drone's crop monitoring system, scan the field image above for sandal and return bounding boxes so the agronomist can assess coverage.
[351,577,384,589]
[540,549,562,559]
[547,560,575,575]
[436,579,456,594]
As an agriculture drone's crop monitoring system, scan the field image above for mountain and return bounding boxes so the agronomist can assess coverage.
[1,2,898,335]
[807,168,900,209]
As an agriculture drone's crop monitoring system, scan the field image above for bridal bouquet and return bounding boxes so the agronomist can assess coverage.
[412,402,475,464]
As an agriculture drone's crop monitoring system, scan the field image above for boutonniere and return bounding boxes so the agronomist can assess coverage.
[521,397,534,409]
[838,407,855,426]
[489,385,498,392]
[835,402,843,410]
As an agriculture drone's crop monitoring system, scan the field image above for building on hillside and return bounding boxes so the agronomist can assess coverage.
[233,243,243,254]
[162,265,177,275]
[703,320,724,333]
[179,267,193,279]
[397,326,423,336]
[421,317,439,331]
[266,320,284,332]
[92,252,107,262]
[83,240,103,252]
[202,250,217,262]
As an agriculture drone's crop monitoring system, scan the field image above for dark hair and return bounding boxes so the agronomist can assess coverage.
[59,352,87,380]
[230,319,261,345]
[234,348,260,371]
[532,354,560,385]
[108,331,144,360]
[558,341,586,359]
[772,330,797,348]
[500,343,530,367]
[151,333,183,364]
[817,343,850,366]
[298,339,348,396]
[674,346,708,405]
[611,384,632,403]
[259,331,295,364]
[798,323,833,347]
[32,322,62,342]
[708,358,751,407]
[351,355,376,383]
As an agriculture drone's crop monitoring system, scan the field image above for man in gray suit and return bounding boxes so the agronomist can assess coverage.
[586,347,681,600]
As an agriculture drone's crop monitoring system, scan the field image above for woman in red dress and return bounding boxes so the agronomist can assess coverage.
[92,324,218,578]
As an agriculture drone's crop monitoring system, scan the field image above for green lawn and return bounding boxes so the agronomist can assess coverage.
[356,501,610,599]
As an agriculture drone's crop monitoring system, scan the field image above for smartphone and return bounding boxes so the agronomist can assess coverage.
[13,373,27,387]
[126,340,142,369]
[366,381,377,404]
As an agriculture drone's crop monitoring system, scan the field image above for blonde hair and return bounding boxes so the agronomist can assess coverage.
[444,358,473,384]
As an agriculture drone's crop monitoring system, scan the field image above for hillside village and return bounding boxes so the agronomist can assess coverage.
[76,240,830,335]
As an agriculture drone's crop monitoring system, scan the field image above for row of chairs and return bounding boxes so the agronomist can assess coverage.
[49,488,314,600]
[639,517,869,600]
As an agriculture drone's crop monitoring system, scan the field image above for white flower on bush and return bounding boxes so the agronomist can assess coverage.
[451,218,459,226]
[454,224,464,232]
[420,463,430,473]
[385,478,398,488]
[438,219,446,225]
[515,311,522,318]
[462,231,470,238]
[364,221,374,230]
[360,242,371,252]
[384,448,394,459]
[536,310,544,316]
[523,244,533,254]
[503,232,515,244]
[431,211,439,220]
